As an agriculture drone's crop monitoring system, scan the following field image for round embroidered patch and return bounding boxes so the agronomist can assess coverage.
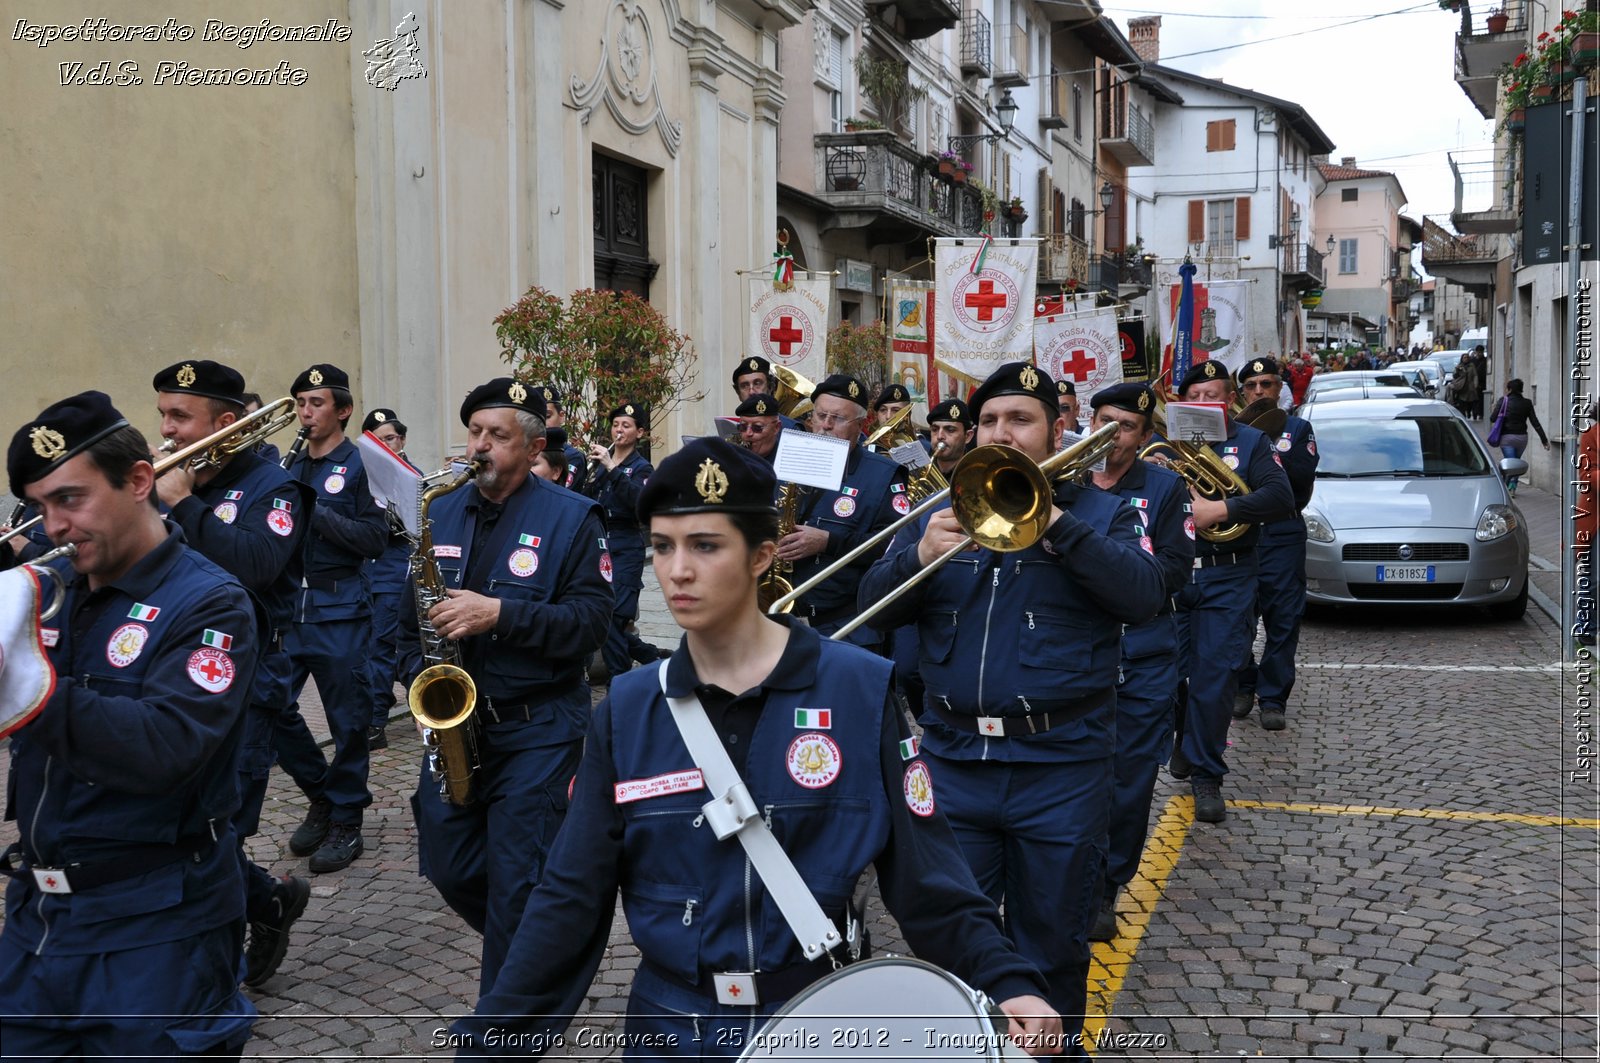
[186,647,235,693]
[833,496,857,519]
[599,551,614,583]
[904,760,935,817]
[106,623,148,668]
[786,733,842,789]
[266,509,294,537]
[891,493,911,516]
[1276,436,1292,452]
[212,502,238,524]
[1140,534,1154,555]
[1184,516,1196,541]
[323,474,346,495]
[1307,439,1317,457]
[1221,454,1240,470]
[508,547,539,578]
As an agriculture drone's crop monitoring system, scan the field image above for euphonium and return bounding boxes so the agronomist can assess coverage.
[863,404,916,450]
[1142,396,1251,543]
[758,482,802,614]
[905,441,950,505]
[408,459,485,806]
[771,365,818,419]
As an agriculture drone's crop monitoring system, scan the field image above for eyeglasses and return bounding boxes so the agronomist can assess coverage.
[811,412,860,427]
[1242,380,1277,390]
[739,422,771,435]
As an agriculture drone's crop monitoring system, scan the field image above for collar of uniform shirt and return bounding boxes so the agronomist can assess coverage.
[660,615,817,698]
[72,524,187,604]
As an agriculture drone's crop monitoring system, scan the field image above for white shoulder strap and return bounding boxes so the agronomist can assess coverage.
[657,660,843,961]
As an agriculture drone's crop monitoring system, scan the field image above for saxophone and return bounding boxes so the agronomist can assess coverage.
[757,482,802,614]
[408,459,484,806]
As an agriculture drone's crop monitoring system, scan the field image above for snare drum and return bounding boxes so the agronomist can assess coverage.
[736,957,1029,1062]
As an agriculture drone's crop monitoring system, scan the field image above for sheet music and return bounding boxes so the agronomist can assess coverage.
[1164,403,1228,444]
[358,431,424,535]
[773,431,848,492]
[890,440,930,470]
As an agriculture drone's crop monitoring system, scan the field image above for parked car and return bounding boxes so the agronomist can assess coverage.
[1425,349,1472,379]
[1388,360,1444,397]
[1299,397,1530,619]
[1300,370,1412,405]
[1299,385,1424,408]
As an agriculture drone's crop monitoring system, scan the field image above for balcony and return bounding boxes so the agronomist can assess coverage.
[1040,233,1090,287]
[1449,150,1518,234]
[1100,103,1155,168]
[1040,71,1069,131]
[1419,215,1500,295]
[863,0,959,40]
[1197,238,1237,260]
[994,24,1029,87]
[813,132,986,241]
[960,10,991,78]
[1092,253,1120,297]
[1453,1,1529,119]
[1282,241,1326,288]
[1117,253,1153,295]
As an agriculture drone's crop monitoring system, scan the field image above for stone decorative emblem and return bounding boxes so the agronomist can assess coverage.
[571,0,683,157]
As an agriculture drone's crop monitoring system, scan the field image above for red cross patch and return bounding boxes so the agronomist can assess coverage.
[186,648,235,694]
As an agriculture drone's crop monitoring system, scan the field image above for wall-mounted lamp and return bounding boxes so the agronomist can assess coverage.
[947,89,1019,151]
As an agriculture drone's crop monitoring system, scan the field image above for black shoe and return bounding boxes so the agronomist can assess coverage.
[1088,890,1117,943]
[1259,707,1286,731]
[288,798,333,857]
[243,875,311,988]
[1192,778,1226,823]
[367,725,388,750]
[630,643,663,665]
[1168,737,1192,780]
[308,822,365,874]
[1232,691,1254,719]
[657,647,674,660]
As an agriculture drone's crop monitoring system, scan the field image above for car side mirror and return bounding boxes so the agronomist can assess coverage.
[1499,457,1529,480]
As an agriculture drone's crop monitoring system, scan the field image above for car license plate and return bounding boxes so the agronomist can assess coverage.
[1376,565,1435,583]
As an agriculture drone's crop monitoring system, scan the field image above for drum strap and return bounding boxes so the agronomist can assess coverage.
[658,661,844,963]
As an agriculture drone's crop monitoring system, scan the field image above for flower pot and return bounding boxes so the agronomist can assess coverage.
[951,170,968,185]
[1486,13,1509,33]
[1532,84,1556,101]
[1550,60,1579,83]
[832,176,860,191]
[1506,107,1526,133]
[938,160,957,178]
[1575,32,1600,65]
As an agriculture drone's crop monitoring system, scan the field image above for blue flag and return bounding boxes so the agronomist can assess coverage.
[1172,260,1197,388]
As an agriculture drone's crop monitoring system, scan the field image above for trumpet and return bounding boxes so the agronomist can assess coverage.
[24,543,78,624]
[830,423,1119,640]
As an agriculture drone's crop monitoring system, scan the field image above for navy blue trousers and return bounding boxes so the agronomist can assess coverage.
[602,534,654,678]
[284,617,374,825]
[1235,537,1307,713]
[1107,648,1178,887]
[1175,560,1257,781]
[367,586,406,728]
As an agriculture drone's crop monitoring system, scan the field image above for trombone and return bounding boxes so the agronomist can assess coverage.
[0,398,296,550]
[830,423,1119,640]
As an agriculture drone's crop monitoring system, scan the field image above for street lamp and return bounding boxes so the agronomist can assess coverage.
[946,89,1019,151]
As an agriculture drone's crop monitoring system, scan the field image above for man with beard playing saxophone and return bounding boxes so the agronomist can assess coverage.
[400,378,612,993]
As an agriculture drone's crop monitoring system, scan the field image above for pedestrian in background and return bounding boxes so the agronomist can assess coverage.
[1488,379,1549,496]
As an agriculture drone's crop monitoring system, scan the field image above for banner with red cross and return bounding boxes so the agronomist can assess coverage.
[745,272,832,386]
[933,238,1038,383]
[1035,302,1123,397]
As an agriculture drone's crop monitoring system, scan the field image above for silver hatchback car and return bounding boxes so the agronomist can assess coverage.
[1299,398,1530,619]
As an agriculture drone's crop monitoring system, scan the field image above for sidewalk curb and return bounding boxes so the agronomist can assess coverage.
[1527,553,1563,626]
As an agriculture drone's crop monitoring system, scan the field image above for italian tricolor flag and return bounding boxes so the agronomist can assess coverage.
[794,708,832,730]
[899,736,920,761]
[273,499,292,512]
[128,603,160,621]
[202,629,233,650]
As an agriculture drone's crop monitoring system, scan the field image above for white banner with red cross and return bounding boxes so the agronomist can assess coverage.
[745,273,832,386]
[933,238,1038,384]
[1035,302,1124,397]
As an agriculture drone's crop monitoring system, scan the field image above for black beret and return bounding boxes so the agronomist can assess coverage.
[544,427,569,453]
[1236,357,1280,383]
[1056,378,1077,397]
[1090,382,1156,419]
[362,408,401,433]
[811,374,868,406]
[609,402,649,431]
[637,437,778,521]
[1177,359,1230,394]
[9,391,133,498]
[969,362,1059,420]
[291,363,351,395]
[735,394,780,418]
[537,385,562,407]
[876,383,911,407]
[460,377,548,425]
[927,398,972,428]
[733,356,772,383]
[152,360,246,407]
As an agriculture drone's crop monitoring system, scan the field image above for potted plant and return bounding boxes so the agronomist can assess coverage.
[936,150,961,179]
[843,116,884,133]
[1006,196,1027,221]
[1570,9,1600,65]
[952,159,973,185]
[854,53,927,138]
[1486,8,1510,34]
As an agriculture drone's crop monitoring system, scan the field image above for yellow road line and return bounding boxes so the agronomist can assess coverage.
[1079,793,1596,1051]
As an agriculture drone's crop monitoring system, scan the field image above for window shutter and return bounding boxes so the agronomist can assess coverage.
[1222,119,1236,151]
[1235,196,1251,241]
[1205,121,1217,152]
[828,32,843,87]
[1187,200,1205,243]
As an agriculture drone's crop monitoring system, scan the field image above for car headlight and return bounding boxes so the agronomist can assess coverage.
[1303,510,1335,543]
[1476,504,1519,542]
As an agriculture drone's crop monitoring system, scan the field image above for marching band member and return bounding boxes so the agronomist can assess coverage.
[859,361,1165,1055]
[734,393,782,461]
[282,364,389,873]
[152,360,318,988]
[536,386,588,492]
[583,402,664,677]
[532,427,572,483]
[779,374,908,649]
[927,397,975,478]
[732,355,777,404]
[1057,379,1084,433]
[452,437,1062,1058]
[403,379,612,992]
[0,392,259,1057]
[362,408,421,751]
[1231,359,1319,732]
[1167,360,1295,822]
[1083,383,1193,942]
[872,382,912,432]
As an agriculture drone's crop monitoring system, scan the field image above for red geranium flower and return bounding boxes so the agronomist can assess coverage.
[1538,30,1550,40]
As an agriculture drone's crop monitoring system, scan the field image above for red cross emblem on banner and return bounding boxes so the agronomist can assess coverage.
[963,280,1008,322]
[1061,348,1098,381]
[768,316,805,357]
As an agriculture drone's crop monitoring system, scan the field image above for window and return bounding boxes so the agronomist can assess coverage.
[826,30,846,134]
[1339,238,1359,274]
[906,93,920,148]
[1069,197,1085,240]
[1207,199,1236,246]
[1072,83,1083,141]
[830,90,843,134]
[1206,119,1236,152]
[1341,187,1358,203]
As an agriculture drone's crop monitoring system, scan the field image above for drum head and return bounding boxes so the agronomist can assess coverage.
[738,957,1022,1062]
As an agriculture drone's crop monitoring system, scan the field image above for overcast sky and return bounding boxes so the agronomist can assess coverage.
[1097,1,1495,241]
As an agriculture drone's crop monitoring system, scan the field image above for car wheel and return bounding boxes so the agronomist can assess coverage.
[1487,577,1529,621]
